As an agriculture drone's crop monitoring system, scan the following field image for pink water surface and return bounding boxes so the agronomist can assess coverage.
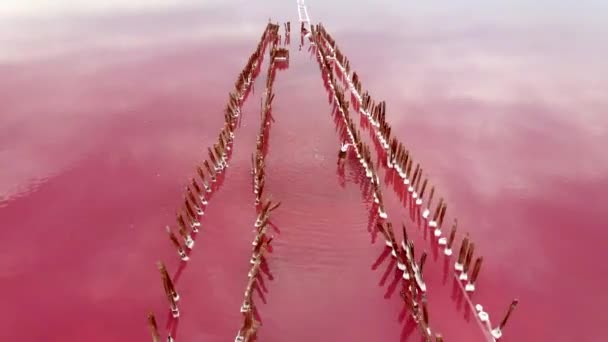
[1,1,607,341]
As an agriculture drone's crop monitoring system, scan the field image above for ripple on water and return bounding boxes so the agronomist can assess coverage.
[0,173,58,208]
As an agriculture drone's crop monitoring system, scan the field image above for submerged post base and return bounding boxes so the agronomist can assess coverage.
[475,304,490,323]
[171,307,180,318]
[491,328,503,339]
[185,236,194,249]
[397,169,405,179]
[378,208,388,219]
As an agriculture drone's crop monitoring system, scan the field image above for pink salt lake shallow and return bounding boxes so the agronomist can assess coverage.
[1,1,607,341]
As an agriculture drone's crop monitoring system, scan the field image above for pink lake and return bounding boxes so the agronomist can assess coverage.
[1,1,607,341]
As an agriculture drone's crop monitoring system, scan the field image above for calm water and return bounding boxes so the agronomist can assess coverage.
[1,1,607,341]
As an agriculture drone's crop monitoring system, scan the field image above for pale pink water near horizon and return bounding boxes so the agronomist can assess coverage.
[1,1,607,341]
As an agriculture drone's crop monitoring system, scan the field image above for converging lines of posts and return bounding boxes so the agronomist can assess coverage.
[144,4,519,339]
[147,21,293,342]
[146,23,281,342]
[310,21,519,342]
[237,21,289,342]
[307,23,441,341]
